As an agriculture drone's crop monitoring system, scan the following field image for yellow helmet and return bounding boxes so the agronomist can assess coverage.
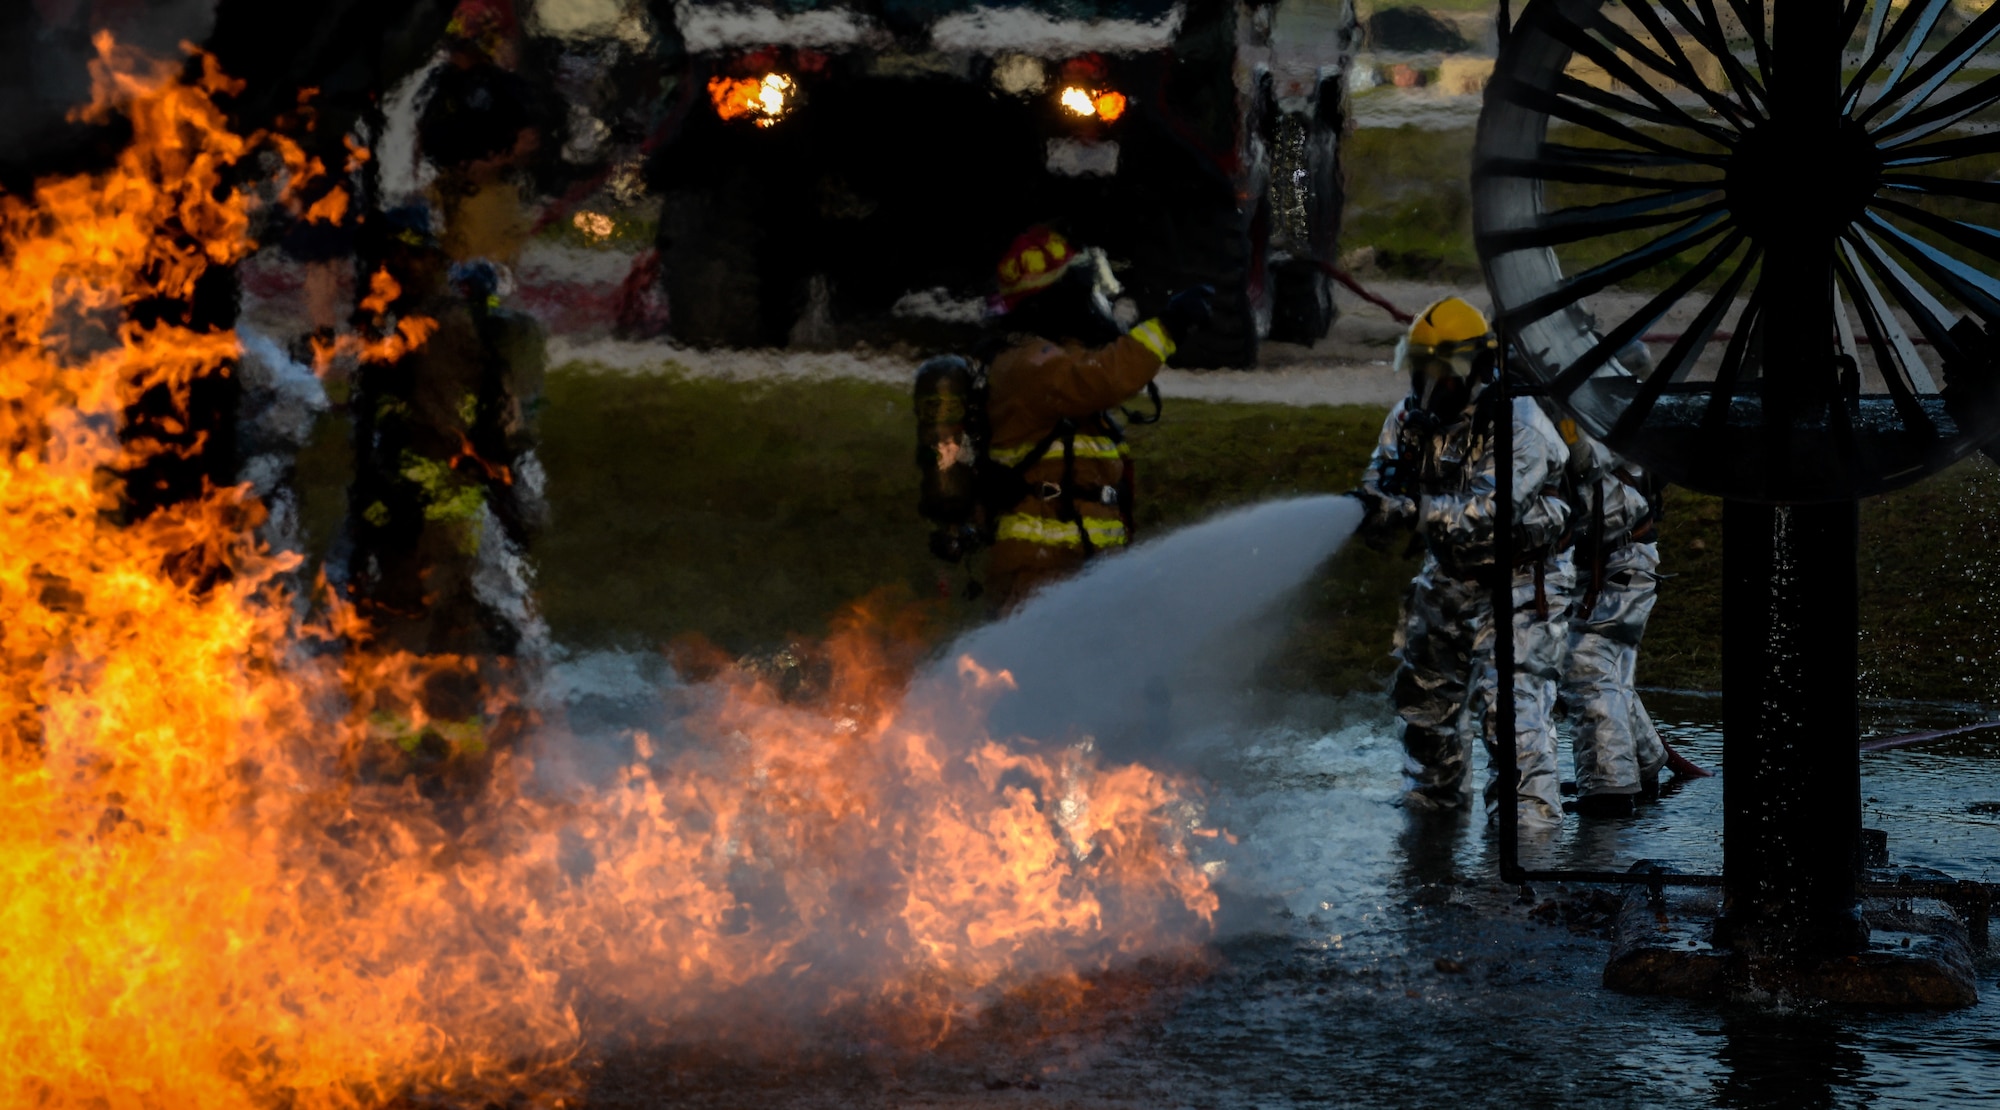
[1398,297,1499,414]
[1408,297,1492,348]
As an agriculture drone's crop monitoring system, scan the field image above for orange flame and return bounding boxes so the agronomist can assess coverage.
[343,133,371,172]
[454,433,513,485]
[308,314,437,376]
[317,263,432,377]
[708,73,794,127]
[0,38,1217,1108]
[303,184,348,224]
[359,266,401,315]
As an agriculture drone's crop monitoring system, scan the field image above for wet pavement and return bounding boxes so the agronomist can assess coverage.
[580,691,2000,1108]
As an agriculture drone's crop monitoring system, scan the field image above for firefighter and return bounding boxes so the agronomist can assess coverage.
[345,207,545,677]
[1353,298,1574,829]
[1554,419,1668,818]
[981,228,1212,611]
[418,0,544,269]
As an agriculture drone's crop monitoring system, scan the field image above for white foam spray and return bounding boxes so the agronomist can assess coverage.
[916,495,1364,764]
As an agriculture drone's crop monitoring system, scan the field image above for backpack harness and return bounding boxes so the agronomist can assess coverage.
[986,380,1160,556]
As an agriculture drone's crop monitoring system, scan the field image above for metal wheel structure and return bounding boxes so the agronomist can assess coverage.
[1477,0,2000,502]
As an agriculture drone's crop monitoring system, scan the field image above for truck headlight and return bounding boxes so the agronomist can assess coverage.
[1059,86,1126,122]
[709,73,795,127]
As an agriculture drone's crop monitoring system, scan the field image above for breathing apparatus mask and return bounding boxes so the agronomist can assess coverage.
[1377,298,1502,495]
[1004,250,1125,348]
[1079,245,1122,323]
[1394,297,1500,421]
[1399,331,1500,418]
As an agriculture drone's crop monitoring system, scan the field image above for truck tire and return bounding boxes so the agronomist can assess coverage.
[1266,81,1346,347]
[1268,258,1333,346]
[659,187,759,348]
[1176,193,1269,369]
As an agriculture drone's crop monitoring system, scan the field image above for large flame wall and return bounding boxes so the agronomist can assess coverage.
[0,39,1216,1109]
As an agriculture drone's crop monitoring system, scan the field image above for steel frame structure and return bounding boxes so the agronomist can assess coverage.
[1477,0,2000,956]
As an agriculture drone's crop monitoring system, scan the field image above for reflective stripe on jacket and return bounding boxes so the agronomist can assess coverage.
[989,433,1125,466]
[996,512,1130,548]
[985,323,1170,564]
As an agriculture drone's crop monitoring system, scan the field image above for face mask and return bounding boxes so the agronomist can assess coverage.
[1416,374,1471,419]
[1081,247,1122,325]
[1405,339,1496,416]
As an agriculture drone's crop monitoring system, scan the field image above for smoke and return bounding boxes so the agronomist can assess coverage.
[375,54,445,207]
[503,496,1360,1032]
[531,495,1366,780]
[919,495,1365,766]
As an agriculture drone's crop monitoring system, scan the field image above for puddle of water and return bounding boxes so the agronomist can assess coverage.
[1155,692,2000,1110]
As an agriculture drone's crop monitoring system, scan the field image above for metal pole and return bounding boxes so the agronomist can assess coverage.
[1757,0,1842,423]
[1708,0,1867,960]
[1715,501,1867,957]
[1495,340,1519,877]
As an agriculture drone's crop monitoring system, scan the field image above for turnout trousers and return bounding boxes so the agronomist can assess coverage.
[1392,553,1574,828]
[1562,541,1667,798]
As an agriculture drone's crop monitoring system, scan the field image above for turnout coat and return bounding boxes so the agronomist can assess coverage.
[983,319,1175,610]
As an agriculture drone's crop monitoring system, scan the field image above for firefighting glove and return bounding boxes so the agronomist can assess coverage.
[1375,453,1411,498]
[1158,284,1216,344]
[1347,488,1414,552]
[1347,489,1394,551]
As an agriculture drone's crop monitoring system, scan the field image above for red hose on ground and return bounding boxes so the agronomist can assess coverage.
[1859,719,2000,753]
[1659,717,2000,780]
[1662,739,1712,779]
[1324,265,1415,324]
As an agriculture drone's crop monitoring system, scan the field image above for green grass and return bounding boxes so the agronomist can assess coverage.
[1344,117,2000,301]
[523,367,1420,691]
[1341,125,1482,281]
[530,369,984,652]
[1623,457,2000,701]
[1857,457,2000,705]
[1344,121,1741,293]
[298,363,2000,705]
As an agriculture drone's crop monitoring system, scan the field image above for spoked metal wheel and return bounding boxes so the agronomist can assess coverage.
[1477,0,2000,501]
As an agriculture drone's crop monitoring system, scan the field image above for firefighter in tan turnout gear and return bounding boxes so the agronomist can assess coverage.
[1353,298,1574,829]
[981,228,1212,610]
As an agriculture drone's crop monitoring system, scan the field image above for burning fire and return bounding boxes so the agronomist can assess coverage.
[571,209,614,242]
[0,37,1216,1109]
[708,72,795,127]
[1059,86,1126,122]
[304,185,349,225]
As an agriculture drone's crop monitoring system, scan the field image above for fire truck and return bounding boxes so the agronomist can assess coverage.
[647,0,1356,367]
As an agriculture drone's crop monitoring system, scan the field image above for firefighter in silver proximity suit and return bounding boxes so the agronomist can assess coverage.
[1354,298,1574,829]
[1553,418,1668,818]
